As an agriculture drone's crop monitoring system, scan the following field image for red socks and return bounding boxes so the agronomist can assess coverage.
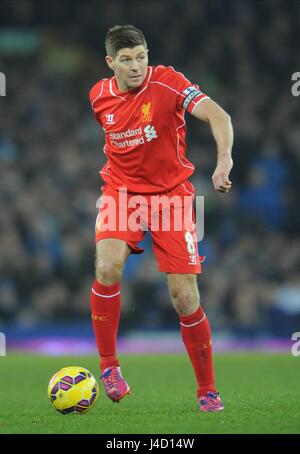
[90,278,216,397]
[180,306,216,398]
[90,279,121,373]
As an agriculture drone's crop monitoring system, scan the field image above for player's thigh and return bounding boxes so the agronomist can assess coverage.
[95,238,131,274]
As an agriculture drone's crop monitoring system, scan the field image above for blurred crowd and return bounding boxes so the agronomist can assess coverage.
[0,1,299,337]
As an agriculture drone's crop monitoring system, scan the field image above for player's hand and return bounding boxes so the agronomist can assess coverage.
[212,157,233,193]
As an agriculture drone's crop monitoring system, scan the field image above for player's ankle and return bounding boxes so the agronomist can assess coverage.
[100,358,120,373]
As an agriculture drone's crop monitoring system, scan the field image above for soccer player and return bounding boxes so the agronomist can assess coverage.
[89,25,233,412]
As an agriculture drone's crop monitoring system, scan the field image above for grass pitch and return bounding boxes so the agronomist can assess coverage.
[0,352,299,434]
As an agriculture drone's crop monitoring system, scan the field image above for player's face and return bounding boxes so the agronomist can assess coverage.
[106,45,148,92]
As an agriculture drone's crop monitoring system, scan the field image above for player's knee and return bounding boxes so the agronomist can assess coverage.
[170,288,200,316]
[175,296,198,316]
[96,261,123,286]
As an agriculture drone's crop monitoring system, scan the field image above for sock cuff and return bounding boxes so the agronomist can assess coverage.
[92,279,120,297]
[179,305,205,325]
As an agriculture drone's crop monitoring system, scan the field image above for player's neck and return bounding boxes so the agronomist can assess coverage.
[115,77,136,93]
[115,79,130,92]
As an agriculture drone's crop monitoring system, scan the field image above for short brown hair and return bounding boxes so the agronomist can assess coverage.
[105,25,147,58]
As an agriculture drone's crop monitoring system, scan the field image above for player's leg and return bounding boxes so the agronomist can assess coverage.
[95,237,130,285]
[166,273,199,316]
[91,183,145,402]
[150,180,223,411]
[167,273,224,412]
[90,238,131,402]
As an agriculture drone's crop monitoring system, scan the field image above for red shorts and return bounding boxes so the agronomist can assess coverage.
[95,179,202,274]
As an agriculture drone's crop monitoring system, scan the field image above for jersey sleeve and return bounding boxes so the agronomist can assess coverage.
[89,80,105,125]
[154,65,210,114]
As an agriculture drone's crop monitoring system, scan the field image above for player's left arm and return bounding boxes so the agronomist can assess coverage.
[191,98,234,193]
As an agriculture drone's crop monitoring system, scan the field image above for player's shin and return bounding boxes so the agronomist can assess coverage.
[89,279,121,373]
[179,306,216,398]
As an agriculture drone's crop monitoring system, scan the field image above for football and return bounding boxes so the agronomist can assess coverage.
[48,366,98,414]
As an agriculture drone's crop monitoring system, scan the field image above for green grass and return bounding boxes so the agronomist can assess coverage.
[0,353,299,434]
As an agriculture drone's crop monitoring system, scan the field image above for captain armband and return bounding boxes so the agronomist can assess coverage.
[182,86,203,110]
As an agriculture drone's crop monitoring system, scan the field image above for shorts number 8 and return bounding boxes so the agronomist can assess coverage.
[185,231,195,254]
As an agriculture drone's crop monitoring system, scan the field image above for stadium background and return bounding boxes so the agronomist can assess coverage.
[0,0,299,355]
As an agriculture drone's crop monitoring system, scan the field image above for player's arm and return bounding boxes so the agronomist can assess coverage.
[191,98,233,193]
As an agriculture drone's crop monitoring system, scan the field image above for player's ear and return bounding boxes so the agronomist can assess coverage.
[105,55,114,71]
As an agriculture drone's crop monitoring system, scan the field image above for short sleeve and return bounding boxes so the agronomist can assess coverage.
[154,66,210,114]
[89,80,105,126]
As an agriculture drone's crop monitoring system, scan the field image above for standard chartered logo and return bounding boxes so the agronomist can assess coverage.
[110,125,158,148]
[144,125,158,142]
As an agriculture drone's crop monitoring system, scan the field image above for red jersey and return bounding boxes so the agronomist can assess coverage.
[89,65,210,194]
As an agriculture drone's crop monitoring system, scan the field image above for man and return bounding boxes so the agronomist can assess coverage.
[89,25,233,412]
